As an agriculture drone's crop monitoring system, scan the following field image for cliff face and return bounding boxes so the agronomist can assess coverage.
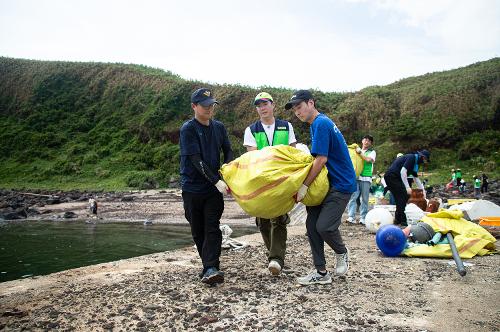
[0,57,499,189]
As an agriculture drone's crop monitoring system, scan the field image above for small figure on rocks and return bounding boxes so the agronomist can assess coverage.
[481,173,489,193]
[287,90,356,285]
[243,91,297,276]
[459,178,466,194]
[473,175,481,199]
[88,197,98,216]
[180,88,234,285]
[455,168,463,188]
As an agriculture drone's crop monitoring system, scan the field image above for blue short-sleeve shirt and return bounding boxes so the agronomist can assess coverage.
[310,113,357,194]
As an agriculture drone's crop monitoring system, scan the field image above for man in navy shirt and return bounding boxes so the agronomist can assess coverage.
[180,88,233,285]
[286,90,357,286]
[384,150,430,226]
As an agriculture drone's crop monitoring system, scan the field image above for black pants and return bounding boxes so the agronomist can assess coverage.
[384,173,409,226]
[182,191,224,271]
[481,183,488,193]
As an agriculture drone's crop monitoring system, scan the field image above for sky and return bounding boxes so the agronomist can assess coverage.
[1,0,499,92]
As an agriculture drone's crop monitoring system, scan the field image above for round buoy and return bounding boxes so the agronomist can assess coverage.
[365,208,394,233]
[375,224,407,257]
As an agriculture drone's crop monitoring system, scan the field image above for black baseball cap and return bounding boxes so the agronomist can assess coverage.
[418,149,431,162]
[191,88,218,107]
[285,90,313,110]
[363,134,374,143]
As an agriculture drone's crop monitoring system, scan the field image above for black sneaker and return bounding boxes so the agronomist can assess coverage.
[201,267,224,285]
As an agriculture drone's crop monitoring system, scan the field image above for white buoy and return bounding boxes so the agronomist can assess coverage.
[365,208,394,233]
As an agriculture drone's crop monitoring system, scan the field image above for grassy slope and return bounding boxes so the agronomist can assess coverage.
[0,57,499,190]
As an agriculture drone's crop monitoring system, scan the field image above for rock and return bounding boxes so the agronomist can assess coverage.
[26,208,40,215]
[102,322,115,329]
[1,209,27,220]
[121,196,135,202]
[198,315,218,326]
[63,211,77,218]
[2,308,27,317]
[46,198,61,205]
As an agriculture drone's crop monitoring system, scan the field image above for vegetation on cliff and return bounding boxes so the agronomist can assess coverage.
[0,57,498,190]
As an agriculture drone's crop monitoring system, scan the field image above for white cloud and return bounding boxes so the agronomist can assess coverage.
[368,0,500,52]
[0,0,498,91]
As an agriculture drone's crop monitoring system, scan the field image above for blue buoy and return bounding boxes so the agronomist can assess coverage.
[375,224,407,257]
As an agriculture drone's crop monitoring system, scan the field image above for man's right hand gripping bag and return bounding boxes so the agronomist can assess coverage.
[220,145,329,219]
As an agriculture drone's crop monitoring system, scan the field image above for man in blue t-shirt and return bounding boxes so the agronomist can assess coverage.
[383,150,430,226]
[179,87,233,285]
[285,90,357,286]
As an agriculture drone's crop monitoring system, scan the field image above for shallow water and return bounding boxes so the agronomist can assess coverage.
[0,220,256,283]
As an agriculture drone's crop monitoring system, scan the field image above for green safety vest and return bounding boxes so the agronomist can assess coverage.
[456,171,462,178]
[360,148,375,177]
[250,119,290,150]
[474,179,481,188]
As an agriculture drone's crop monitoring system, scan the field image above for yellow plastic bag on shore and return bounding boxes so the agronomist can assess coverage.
[403,209,497,258]
[220,145,329,219]
[348,143,363,177]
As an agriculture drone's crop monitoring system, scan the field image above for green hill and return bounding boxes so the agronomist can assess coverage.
[0,56,499,190]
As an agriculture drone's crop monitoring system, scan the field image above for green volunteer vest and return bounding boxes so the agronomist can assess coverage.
[474,179,481,188]
[360,148,374,177]
[250,119,290,150]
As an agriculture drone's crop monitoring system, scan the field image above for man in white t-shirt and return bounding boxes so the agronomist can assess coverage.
[346,135,376,224]
[243,92,297,276]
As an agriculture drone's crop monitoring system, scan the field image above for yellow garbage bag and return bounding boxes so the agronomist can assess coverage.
[220,145,329,219]
[402,209,497,258]
[347,143,363,177]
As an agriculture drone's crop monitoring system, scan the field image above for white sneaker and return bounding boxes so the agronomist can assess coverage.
[297,270,332,285]
[268,260,282,276]
[335,249,349,276]
[346,217,356,224]
[359,218,365,225]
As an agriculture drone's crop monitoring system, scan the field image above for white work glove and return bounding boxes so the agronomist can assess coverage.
[295,184,309,202]
[355,147,362,154]
[215,180,230,194]
[406,188,412,195]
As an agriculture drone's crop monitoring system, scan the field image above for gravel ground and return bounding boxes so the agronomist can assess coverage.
[0,190,498,331]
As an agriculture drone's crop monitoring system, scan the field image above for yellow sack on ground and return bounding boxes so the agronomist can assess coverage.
[220,145,329,219]
[403,209,497,258]
[347,143,363,177]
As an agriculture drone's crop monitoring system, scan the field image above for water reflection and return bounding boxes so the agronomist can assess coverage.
[0,220,256,282]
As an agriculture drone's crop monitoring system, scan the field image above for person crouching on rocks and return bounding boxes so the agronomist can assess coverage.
[89,197,98,216]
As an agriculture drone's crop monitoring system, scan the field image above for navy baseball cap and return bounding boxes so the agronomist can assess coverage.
[285,90,314,110]
[418,149,431,162]
[191,88,218,107]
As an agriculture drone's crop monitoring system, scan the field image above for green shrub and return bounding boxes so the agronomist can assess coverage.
[124,171,160,189]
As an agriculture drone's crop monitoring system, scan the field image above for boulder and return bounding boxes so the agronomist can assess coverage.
[63,211,77,218]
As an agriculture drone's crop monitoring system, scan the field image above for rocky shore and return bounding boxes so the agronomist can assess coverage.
[0,186,499,331]
[1,179,498,222]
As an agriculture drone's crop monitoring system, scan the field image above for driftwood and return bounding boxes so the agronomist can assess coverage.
[19,192,59,198]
